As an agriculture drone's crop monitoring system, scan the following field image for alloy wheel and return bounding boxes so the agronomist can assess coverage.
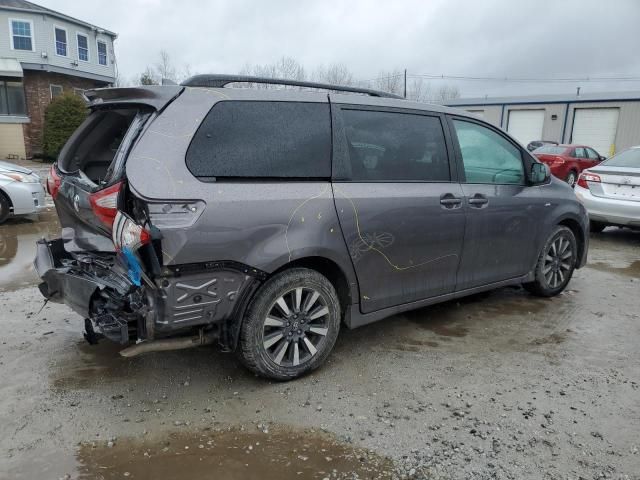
[566,172,576,187]
[261,287,330,367]
[543,235,573,289]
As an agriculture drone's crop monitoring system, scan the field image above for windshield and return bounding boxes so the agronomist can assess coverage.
[534,145,566,155]
[602,148,640,168]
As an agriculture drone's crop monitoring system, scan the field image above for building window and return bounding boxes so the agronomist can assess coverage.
[50,84,64,99]
[10,19,34,51]
[54,27,67,56]
[97,40,108,66]
[0,80,27,116]
[77,33,89,61]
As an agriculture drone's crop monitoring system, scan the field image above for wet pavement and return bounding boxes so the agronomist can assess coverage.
[0,221,639,479]
[0,208,59,292]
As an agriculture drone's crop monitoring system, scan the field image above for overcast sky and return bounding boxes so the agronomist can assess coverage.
[38,0,640,97]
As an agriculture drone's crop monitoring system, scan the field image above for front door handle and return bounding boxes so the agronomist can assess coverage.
[468,194,489,208]
[440,193,462,209]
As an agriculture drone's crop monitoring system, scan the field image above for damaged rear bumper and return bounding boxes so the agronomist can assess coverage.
[35,238,137,342]
[35,238,261,348]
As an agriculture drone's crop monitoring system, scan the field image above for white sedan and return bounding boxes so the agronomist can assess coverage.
[574,146,640,232]
[0,161,46,224]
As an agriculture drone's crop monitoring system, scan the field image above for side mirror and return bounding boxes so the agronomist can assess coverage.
[531,162,550,184]
[599,155,606,161]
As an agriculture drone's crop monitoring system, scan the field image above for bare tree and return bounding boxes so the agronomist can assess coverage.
[155,49,177,82]
[313,63,355,86]
[373,69,404,96]
[405,77,431,102]
[432,84,461,104]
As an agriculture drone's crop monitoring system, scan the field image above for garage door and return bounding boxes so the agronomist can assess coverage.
[571,108,619,157]
[507,110,545,147]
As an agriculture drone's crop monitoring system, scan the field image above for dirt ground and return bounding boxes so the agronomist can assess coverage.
[0,210,638,479]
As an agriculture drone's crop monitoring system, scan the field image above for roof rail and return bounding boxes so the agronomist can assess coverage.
[180,74,403,99]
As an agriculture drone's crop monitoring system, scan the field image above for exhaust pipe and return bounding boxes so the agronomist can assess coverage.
[119,330,216,358]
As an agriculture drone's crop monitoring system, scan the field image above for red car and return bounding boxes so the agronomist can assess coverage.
[533,144,605,186]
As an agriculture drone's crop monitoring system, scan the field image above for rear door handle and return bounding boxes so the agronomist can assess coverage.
[440,193,462,209]
[468,194,489,208]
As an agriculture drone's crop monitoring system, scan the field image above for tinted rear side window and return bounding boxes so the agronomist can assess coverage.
[341,109,450,182]
[186,101,331,178]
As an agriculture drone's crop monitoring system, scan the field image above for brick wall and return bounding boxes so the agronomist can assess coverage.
[22,71,106,158]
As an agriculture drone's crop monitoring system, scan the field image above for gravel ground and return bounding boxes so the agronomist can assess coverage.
[0,216,638,479]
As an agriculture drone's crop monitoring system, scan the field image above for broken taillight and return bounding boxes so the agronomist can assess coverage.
[46,164,62,199]
[577,172,601,189]
[112,211,151,252]
[89,182,123,229]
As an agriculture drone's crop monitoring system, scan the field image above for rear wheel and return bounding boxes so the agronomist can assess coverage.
[524,225,577,297]
[238,268,341,380]
[565,170,577,187]
[0,192,11,224]
[590,221,606,233]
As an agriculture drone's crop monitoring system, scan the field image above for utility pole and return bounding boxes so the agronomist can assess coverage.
[404,69,407,98]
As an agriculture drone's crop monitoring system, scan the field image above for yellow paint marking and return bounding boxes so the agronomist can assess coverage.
[334,186,457,272]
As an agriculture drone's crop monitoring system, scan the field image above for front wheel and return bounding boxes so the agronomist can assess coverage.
[238,268,341,380]
[524,226,577,297]
[0,193,11,224]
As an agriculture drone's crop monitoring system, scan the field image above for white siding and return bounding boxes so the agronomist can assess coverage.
[0,9,115,80]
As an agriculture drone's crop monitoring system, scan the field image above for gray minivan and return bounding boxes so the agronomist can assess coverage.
[36,75,589,380]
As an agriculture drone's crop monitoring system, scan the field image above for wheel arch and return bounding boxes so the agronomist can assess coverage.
[0,187,14,207]
[271,256,355,318]
[557,217,586,268]
[224,254,358,351]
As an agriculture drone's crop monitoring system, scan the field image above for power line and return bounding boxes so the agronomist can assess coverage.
[361,72,640,84]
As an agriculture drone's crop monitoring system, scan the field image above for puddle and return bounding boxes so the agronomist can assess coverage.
[529,331,569,346]
[588,260,640,278]
[404,305,470,338]
[49,340,132,390]
[14,427,394,480]
[0,209,60,292]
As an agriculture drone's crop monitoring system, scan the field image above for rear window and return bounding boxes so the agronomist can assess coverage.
[534,145,566,155]
[186,101,331,179]
[602,148,640,168]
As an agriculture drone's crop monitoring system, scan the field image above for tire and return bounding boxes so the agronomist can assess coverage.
[590,221,606,233]
[524,225,577,297]
[238,268,341,381]
[0,192,11,225]
[565,170,577,187]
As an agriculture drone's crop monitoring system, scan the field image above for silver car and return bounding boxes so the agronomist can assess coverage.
[574,146,640,232]
[0,161,46,224]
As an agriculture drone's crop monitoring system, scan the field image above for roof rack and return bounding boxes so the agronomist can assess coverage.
[180,74,402,99]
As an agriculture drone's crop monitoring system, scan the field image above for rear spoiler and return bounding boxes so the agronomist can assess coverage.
[84,86,184,111]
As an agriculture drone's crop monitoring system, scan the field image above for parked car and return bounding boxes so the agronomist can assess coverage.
[574,146,640,232]
[0,161,46,224]
[526,140,558,152]
[533,144,605,186]
[35,75,589,380]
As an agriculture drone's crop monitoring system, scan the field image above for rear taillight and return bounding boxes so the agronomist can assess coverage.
[46,165,61,199]
[577,172,601,189]
[112,211,151,252]
[89,181,123,229]
[551,156,566,165]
